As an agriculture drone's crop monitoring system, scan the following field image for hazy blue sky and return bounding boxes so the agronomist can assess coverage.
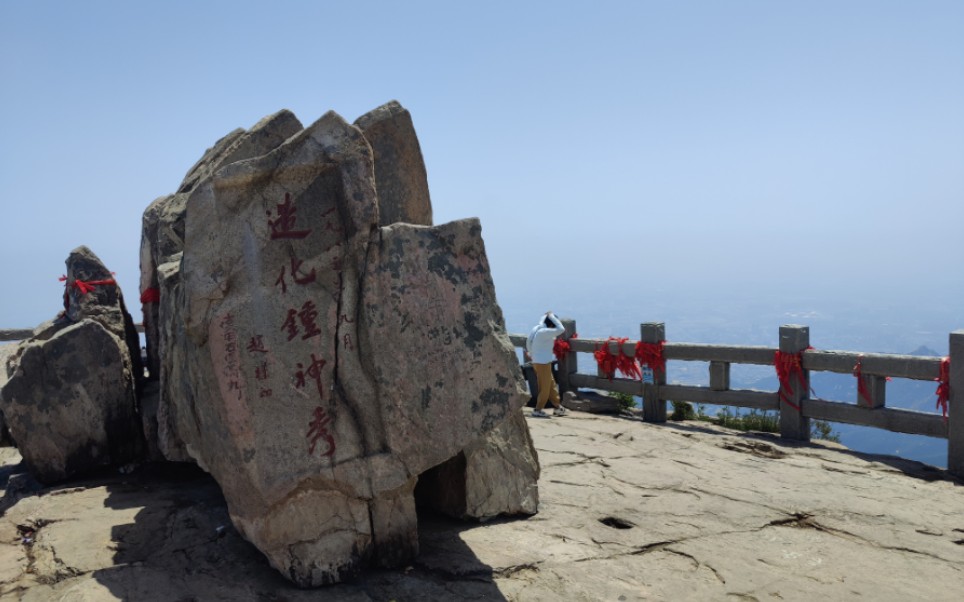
[1,1,962,343]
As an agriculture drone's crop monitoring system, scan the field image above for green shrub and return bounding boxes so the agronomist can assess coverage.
[811,420,841,443]
[670,401,696,421]
[607,391,637,411]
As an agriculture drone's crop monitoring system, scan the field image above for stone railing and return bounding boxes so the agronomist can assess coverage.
[510,320,964,477]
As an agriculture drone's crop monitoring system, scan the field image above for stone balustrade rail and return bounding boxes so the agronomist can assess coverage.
[511,320,964,477]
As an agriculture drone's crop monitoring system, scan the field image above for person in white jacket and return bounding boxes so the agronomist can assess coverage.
[526,311,567,417]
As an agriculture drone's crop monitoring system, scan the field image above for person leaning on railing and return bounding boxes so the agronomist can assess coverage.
[525,311,567,418]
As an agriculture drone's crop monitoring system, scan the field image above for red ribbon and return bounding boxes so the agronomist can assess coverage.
[935,357,950,419]
[594,338,620,381]
[635,340,666,376]
[140,287,161,303]
[553,333,576,362]
[853,356,874,407]
[61,278,116,295]
[775,350,808,411]
[613,337,642,380]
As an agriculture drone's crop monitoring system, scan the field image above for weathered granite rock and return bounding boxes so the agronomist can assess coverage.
[3,320,140,484]
[154,257,193,464]
[0,248,142,483]
[0,343,16,446]
[416,409,539,521]
[64,246,143,380]
[354,100,433,226]
[139,110,303,382]
[168,108,530,585]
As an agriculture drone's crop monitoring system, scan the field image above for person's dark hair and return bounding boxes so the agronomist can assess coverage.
[544,315,554,328]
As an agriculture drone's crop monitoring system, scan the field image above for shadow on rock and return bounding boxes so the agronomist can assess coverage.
[90,463,508,601]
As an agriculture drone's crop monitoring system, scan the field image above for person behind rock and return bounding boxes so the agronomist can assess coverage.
[525,311,567,418]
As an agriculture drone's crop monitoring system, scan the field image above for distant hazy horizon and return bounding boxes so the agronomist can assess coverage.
[2,1,961,344]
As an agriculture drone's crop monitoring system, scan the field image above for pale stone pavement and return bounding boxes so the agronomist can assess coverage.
[1,410,962,601]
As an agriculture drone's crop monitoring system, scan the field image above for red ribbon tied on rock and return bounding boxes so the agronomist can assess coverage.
[774,350,807,411]
[140,287,161,303]
[553,333,576,362]
[635,340,666,376]
[935,357,950,419]
[59,275,117,295]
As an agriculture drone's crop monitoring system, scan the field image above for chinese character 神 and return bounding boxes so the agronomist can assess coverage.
[295,353,327,399]
[267,192,311,240]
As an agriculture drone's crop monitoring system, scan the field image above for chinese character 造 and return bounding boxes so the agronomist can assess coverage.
[267,192,311,240]
[307,407,336,457]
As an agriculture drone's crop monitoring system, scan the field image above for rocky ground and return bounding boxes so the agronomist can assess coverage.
[1,411,962,601]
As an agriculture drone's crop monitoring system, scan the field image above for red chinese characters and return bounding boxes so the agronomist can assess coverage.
[267,192,311,240]
[295,353,327,399]
[219,313,242,399]
[281,301,322,341]
[307,407,336,457]
[247,335,268,353]
[275,256,317,293]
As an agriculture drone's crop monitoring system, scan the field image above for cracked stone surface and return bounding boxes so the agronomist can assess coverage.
[2,411,963,600]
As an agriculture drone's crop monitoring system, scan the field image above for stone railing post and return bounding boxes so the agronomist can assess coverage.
[558,318,577,396]
[779,324,810,441]
[948,330,964,477]
[641,322,667,423]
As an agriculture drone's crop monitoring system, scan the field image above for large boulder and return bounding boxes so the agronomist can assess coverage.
[164,107,533,585]
[1,247,142,483]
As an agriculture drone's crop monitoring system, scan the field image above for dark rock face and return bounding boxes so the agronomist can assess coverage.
[137,102,538,586]
[1,247,142,483]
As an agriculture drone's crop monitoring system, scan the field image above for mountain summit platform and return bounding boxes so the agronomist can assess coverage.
[2,411,962,601]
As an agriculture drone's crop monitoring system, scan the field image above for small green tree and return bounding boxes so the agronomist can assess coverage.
[811,420,840,443]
